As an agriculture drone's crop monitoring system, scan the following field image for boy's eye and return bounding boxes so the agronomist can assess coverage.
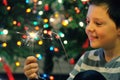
[86,20,90,24]
[95,22,102,25]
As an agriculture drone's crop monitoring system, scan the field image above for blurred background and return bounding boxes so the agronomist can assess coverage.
[0,0,92,80]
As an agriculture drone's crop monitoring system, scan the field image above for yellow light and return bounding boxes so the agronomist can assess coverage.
[54,12,59,18]
[43,30,47,34]
[13,21,17,25]
[43,18,48,23]
[2,42,7,47]
[26,8,31,13]
[15,61,20,67]
[38,40,43,45]
[6,6,11,11]
[17,41,22,46]
[62,20,69,27]
[36,54,40,58]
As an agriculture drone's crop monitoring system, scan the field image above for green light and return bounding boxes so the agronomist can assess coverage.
[33,21,38,25]
[43,24,49,28]
[0,31,4,35]
[34,37,39,40]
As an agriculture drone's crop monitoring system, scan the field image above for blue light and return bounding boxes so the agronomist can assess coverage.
[43,74,48,78]
[50,46,54,51]
[26,0,29,3]
[38,54,42,60]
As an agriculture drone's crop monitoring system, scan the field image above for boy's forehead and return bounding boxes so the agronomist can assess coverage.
[87,5,108,14]
[86,5,109,19]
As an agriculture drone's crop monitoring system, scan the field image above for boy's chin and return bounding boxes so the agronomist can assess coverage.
[90,44,100,49]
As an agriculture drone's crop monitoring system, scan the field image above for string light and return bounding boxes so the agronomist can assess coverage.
[58,32,65,38]
[2,42,7,47]
[34,26,40,31]
[22,34,27,39]
[26,0,29,3]
[43,30,48,34]
[26,8,31,13]
[38,1,42,5]
[63,40,68,44]
[38,11,43,15]
[47,30,52,36]
[49,75,54,80]
[6,6,11,11]
[79,21,84,27]
[13,21,17,25]
[15,61,20,67]
[33,21,38,25]
[57,0,63,4]
[50,46,54,51]
[17,41,22,46]
[74,7,80,14]
[38,40,43,45]
[24,26,29,30]
[44,4,49,11]
[33,0,38,3]
[42,74,48,78]
[3,29,8,35]
[43,18,49,23]
[17,22,21,27]
[61,20,69,27]
[54,12,59,18]
[54,47,59,52]
[43,24,49,28]
[35,54,42,60]
[49,17,55,23]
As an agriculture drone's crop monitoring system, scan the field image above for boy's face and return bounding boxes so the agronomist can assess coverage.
[85,5,119,49]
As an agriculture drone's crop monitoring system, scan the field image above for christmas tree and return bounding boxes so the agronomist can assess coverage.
[0,0,91,76]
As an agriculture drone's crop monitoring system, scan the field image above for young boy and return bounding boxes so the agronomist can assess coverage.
[24,0,120,80]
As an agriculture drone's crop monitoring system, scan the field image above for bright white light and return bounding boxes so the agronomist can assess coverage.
[38,1,42,5]
[49,17,55,22]
[3,29,8,35]
[29,32,36,38]
[63,40,68,44]
[79,21,84,27]
[60,34,64,38]
[26,31,39,42]
[38,11,43,15]
[58,0,63,3]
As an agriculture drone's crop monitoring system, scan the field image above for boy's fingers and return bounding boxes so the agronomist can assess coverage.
[25,56,37,65]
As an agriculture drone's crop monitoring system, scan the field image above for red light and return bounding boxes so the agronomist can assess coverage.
[22,34,27,39]
[54,47,59,52]
[44,4,49,11]
[24,26,29,30]
[49,76,54,80]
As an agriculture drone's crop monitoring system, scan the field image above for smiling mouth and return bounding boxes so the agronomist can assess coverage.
[88,36,98,41]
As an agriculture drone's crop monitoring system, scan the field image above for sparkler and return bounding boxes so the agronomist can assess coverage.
[16,26,69,62]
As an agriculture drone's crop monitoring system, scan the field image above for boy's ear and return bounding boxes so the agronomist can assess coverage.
[117,28,120,35]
